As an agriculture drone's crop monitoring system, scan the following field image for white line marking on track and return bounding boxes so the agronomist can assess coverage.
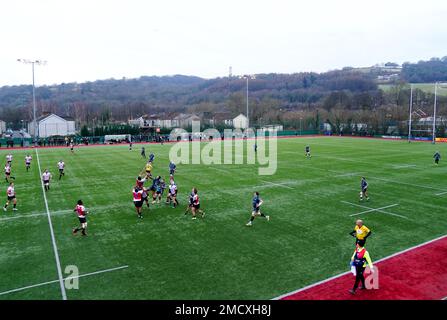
[272,234,447,300]
[260,180,294,189]
[341,201,407,219]
[0,265,128,297]
[35,148,67,300]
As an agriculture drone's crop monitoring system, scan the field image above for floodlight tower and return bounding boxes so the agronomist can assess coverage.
[408,84,413,142]
[17,59,47,145]
[433,82,438,144]
[239,74,256,129]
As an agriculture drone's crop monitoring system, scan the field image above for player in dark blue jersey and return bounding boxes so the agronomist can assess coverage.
[246,191,269,226]
[149,152,155,163]
[150,176,161,204]
[169,161,176,176]
[305,145,311,159]
[434,151,441,165]
[360,177,369,201]
[141,147,146,159]
[254,143,257,153]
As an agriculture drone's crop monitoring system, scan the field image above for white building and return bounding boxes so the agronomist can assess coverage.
[233,114,249,129]
[28,114,76,138]
[0,120,6,135]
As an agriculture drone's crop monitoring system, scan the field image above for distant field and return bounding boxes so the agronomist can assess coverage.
[0,137,446,299]
[379,83,447,96]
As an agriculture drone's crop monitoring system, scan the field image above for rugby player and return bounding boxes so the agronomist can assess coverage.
[166,180,179,208]
[169,161,176,176]
[190,187,205,220]
[25,154,32,172]
[144,161,153,180]
[155,178,166,204]
[141,185,150,208]
[3,182,17,211]
[434,151,441,165]
[57,160,65,180]
[133,186,144,219]
[246,192,269,226]
[360,177,369,201]
[72,200,88,236]
[6,154,13,167]
[141,147,146,159]
[42,169,52,191]
[149,152,155,163]
[4,164,14,183]
[305,145,311,159]
[136,176,146,189]
[150,176,161,204]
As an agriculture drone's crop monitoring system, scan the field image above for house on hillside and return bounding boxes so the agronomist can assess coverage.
[128,113,180,129]
[28,114,76,138]
[207,112,233,127]
[233,114,249,129]
[173,113,201,128]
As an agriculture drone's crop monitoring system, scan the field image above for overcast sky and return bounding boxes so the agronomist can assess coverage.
[1,0,446,86]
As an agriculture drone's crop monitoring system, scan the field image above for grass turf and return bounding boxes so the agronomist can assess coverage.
[0,137,446,299]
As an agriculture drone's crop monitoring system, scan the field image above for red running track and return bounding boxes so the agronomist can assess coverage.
[278,235,447,300]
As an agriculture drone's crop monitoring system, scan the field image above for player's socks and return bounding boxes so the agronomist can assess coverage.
[260,213,266,217]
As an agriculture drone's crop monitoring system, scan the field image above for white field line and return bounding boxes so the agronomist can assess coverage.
[0,203,134,223]
[207,166,231,173]
[272,234,447,300]
[35,149,67,300]
[0,212,47,221]
[0,265,128,297]
[435,191,447,196]
[334,172,360,178]
[369,176,447,194]
[392,164,417,169]
[341,201,408,219]
[349,204,399,217]
[260,180,294,190]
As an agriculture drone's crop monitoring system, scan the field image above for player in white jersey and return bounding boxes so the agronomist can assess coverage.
[4,164,14,183]
[57,160,65,180]
[25,155,32,172]
[166,181,179,208]
[6,154,13,166]
[4,182,17,211]
[42,169,52,191]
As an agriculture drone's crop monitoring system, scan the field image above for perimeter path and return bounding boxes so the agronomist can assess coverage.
[273,235,447,300]
[35,148,67,300]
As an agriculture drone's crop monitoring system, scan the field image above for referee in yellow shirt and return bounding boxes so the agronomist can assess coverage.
[349,219,371,245]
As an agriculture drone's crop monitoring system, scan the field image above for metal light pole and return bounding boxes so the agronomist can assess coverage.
[300,117,303,136]
[239,75,255,129]
[408,84,413,142]
[433,82,438,144]
[17,59,47,146]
